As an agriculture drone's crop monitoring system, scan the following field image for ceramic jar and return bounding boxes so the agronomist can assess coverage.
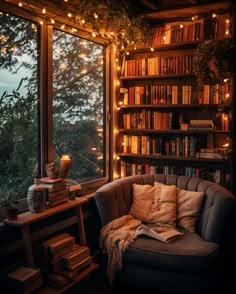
[27,180,46,213]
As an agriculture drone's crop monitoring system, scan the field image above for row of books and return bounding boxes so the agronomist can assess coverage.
[146,14,229,47]
[42,233,92,289]
[119,82,229,106]
[121,134,228,159]
[120,161,231,188]
[123,54,194,77]
[122,111,171,130]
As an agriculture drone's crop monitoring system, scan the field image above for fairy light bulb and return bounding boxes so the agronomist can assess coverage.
[18,2,23,7]
[67,12,72,18]
[150,47,154,52]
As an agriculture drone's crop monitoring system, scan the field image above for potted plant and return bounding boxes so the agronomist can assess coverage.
[193,38,231,87]
[0,191,19,220]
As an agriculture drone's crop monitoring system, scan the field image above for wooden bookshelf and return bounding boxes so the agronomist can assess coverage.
[116,1,232,189]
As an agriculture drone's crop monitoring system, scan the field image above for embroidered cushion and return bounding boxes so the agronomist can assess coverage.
[129,183,177,225]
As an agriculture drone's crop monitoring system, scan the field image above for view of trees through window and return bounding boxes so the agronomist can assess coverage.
[0,12,39,201]
[53,30,105,183]
[0,11,106,207]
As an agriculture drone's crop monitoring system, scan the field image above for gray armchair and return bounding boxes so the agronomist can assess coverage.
[94,174,236,294]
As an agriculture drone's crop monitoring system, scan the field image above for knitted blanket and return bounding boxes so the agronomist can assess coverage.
[99,215,141,284]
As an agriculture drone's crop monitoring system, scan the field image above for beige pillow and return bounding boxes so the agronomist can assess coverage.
[129,183,177,225]
[154,182,205,233]
[176,188,205,233]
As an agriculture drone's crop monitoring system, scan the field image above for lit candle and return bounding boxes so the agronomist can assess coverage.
[59,155,71,178]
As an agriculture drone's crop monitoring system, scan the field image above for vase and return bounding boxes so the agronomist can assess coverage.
[27,180,46,213]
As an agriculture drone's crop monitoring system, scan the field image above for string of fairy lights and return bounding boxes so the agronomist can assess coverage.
[4,1,232,179]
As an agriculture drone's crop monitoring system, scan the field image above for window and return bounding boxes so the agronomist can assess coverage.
[52,29,105,186]
[0,12,39,204]
[0,3,109,221]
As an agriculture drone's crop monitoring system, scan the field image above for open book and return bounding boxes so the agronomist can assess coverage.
[135,223,184,243]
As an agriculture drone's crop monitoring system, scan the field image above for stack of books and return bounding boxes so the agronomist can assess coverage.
[189,119,214,130]
[8,266,43,294]
[38,177,68,207]
[61,244,92,279]
[199,148,225,159]
[42,233,92,288]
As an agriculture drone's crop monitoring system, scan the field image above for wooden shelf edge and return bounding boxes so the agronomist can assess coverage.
[36,262,99,294]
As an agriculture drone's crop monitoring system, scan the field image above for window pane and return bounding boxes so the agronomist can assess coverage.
[53,29,105,184]
[0,12,39,201]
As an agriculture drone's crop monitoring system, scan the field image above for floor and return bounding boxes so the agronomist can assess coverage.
[66,268,124,294]
[65,265,236,294]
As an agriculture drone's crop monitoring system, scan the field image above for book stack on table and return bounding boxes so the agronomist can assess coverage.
[38,177,68,207]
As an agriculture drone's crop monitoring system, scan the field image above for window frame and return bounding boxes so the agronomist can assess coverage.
[0,1,113,219]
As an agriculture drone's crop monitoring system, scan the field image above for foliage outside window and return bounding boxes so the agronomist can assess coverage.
[0,12,39,205]
[52,30,105,184]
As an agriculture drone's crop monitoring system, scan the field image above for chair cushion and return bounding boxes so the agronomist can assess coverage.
[129,183,177,225]
[123,230,219,273]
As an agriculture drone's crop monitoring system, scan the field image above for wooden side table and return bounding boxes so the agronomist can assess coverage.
[4,197,99,293]
[4,198,88,266]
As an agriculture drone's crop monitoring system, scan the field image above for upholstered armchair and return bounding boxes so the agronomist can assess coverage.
[94,174,236,294]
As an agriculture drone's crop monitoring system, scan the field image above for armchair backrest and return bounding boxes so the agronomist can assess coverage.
[95,174,236,245]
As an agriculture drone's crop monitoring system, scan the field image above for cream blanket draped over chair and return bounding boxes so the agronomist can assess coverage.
[99,214,141,284]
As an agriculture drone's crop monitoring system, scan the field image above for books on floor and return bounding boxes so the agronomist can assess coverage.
[8,266,43,293]
[42,233,92,286]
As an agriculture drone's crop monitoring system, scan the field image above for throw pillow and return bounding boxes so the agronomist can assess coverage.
[176,188,205,233]
[154,182,205,232]
[129,183,177,225]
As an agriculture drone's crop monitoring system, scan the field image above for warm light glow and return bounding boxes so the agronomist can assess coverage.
[150,47,154,52]
[42,7,46,14]
[212,13,217,18]
[59,155,72,178]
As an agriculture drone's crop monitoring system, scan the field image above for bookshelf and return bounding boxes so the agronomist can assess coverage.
[4,198,98,293]
[116,1,233,191]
